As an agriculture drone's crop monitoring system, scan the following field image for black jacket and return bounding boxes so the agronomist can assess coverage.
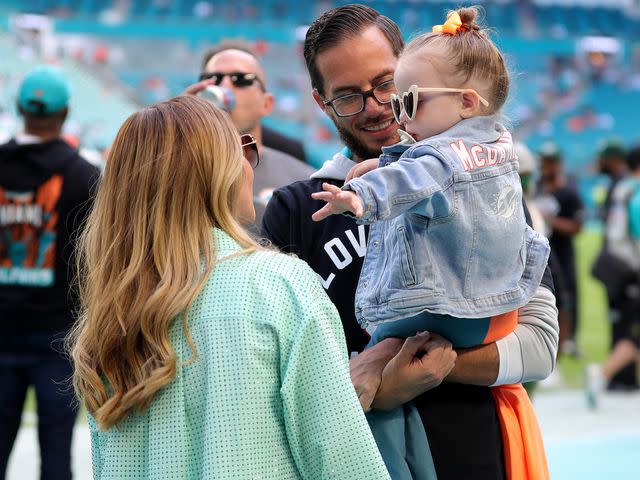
[0,138,99,333]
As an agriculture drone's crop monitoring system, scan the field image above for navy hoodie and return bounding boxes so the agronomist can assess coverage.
[0,138,99,334]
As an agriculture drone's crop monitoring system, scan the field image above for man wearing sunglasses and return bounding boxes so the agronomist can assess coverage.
[187,45,314,227]
[263,5,558,479]
[200,44,307,163]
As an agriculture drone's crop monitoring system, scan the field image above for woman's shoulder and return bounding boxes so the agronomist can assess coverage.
[209,237,316,286]
[241,248,316,283]
[195,248,322,324]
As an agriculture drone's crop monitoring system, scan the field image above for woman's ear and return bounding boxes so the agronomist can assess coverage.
[459,90,482,119]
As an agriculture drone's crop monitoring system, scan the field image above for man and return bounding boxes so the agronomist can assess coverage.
[263,5,558,478]
[0,65,99,479]
[596,142,638,390]
[538,148,584,357]
[200,44,307,163]
[587,145,640,407]
[187,44,315,227]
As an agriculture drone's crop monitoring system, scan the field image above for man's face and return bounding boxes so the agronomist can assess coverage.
[540,160,562,192]
[598,155,625,177]
[313,26,399,162]
[204,50,273,136]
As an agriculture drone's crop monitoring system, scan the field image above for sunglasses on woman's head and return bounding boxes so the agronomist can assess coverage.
[241,134,259,169]
[390,84,490,124]
[198,71,265,90]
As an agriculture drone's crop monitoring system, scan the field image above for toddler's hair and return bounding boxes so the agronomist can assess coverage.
[402,7,509,113]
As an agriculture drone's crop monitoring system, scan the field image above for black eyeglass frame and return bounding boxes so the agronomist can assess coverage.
[198,71,265,91]
[241,134,260,169]
[322,79,395,117]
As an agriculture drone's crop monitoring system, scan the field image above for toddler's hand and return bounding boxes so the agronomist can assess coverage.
[311,182,364,221]
[345,158,380,182]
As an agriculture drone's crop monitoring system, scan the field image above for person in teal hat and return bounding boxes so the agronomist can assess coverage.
[18,64,70,117]
[0,64,99,479]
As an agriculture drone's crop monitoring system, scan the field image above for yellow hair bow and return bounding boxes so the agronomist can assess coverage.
[432,12,463,35]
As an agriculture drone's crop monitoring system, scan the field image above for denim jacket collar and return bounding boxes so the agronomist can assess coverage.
[382,115,503,157]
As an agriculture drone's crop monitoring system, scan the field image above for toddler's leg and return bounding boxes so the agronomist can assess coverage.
[404,403,437,480]
[366,408,414,480]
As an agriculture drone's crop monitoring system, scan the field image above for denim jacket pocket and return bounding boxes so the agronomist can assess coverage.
[397,226,418,287]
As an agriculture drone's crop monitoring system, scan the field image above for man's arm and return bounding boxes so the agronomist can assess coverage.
[549,216,582,236]
[446,285,558,385]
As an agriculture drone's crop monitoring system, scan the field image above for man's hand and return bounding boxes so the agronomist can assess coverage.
[311,182,364,221]
[372,332,457,411]
[345,158,380,182]
[349,338,403,412]
[182,79,217,96]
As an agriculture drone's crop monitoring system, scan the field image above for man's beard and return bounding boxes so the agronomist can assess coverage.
[335,122,384,162]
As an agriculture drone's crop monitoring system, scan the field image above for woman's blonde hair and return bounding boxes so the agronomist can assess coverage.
[402,6,509,113]
[68,95,257,429]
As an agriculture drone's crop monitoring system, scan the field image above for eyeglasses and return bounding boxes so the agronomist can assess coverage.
[390,84,490,124]
[322,79,396,117]
[241,134,259,169]
[198,71,265,90]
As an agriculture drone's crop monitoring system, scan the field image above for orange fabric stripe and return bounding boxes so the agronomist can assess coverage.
[483,310,519,344]
[491,384,549,480]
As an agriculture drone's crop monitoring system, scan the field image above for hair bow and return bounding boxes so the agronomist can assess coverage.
[432,12,463,34]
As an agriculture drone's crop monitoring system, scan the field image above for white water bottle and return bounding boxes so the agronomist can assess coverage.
[197,85,235,112]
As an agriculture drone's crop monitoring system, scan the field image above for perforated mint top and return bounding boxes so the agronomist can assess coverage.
[87,229,390,479]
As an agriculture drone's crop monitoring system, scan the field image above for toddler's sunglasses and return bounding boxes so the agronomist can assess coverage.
[390,84,490,124]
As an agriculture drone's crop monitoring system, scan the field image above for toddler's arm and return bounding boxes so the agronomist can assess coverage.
[345,148,454,223]
[312,183,364,221]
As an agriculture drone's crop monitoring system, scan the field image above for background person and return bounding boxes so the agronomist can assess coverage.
[587,145,640,407]
[200,43,307,163]
[186,44,315,227]
[538,147,584,357]
[596,142,639,391]
[68,95,390,480]
[0,65,99,480]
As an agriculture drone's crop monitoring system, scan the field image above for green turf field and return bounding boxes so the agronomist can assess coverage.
[560,228,611,388]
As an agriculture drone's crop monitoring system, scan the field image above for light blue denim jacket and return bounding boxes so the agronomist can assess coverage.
[345,115,551,327]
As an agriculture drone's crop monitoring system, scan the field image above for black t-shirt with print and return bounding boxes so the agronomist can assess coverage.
[263,175,551,480]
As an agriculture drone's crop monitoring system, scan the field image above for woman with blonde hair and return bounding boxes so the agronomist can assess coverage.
[68,95,390,479]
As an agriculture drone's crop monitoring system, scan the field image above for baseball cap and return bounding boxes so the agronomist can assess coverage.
[18,65,70,115]
[598,141,626,160]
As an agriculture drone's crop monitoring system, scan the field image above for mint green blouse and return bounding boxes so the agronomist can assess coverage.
[88,229,390,479]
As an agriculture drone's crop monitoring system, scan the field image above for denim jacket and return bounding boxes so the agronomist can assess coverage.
[345,115,551,327]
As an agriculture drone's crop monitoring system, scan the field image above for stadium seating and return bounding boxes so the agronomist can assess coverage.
[1,1,638,169]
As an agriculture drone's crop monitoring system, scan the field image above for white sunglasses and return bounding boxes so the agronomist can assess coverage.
[390,84,490,123]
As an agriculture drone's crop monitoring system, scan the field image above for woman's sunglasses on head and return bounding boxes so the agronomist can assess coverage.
[241,134,259,169]
[390,84,490,124]
[199,71,265,90]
